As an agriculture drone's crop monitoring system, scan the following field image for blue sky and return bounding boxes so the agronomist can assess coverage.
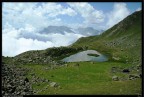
[2,2,142,56]
[90,2,141,12]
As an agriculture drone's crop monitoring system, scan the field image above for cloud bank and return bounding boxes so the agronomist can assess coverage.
[2,22,84,57]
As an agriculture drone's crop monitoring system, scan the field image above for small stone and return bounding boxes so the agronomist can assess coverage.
[139,74,142,78]
[112,76,119,81]
[129,74,140,80]
[50,82,59,87]
[122,69,130,73]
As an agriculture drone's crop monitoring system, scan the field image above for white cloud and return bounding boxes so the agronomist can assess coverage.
[106,3,130,29]
[2,23,84,57]
[2,2,77,31]
[2,2,81,57]
[2,34,54,57]
[68,2,105,24]
[136,7,141,11]
[41,3,77,17]
[61,7,77,16]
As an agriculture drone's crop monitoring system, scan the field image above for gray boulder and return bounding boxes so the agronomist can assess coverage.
[129,74,140,80]
[49,82,59,87]
[112,76,119,81]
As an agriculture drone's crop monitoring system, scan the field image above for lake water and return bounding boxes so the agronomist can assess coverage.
[62,50,108,62]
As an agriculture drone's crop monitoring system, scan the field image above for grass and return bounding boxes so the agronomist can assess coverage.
[20,61,141,95]
[87,53,99,57]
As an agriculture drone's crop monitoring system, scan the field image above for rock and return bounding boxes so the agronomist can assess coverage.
[111,67,117,73]
[28,60,33,62]
[112,57,120,61]
[11,86,16,93]
[112,76,119,81]
[16,91,21,95]
[64,64,68,67]
[122,69,130,73]
[2,63,33,95]
[21,92,26,95]
[139,74,142,78]
[24,87,29,92]
[45,68,49,70]
[129,74,140,80]
[49,82,59,87]
[45,79,50,82]
[2,91,4,94]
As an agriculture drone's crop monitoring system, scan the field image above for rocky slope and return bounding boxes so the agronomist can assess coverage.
[2,62,33,95]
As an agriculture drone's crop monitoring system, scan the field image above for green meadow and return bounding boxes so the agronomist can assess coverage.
[19,61,141,95]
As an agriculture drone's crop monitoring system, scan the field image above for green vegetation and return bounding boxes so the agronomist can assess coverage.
[20,61,141,95]
[87,53,99,57]
[44,46,85,60]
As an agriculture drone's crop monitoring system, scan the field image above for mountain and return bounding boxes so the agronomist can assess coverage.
[72,10,142,64]
[39,25,103,36]
[77,27,104,36]
[39,26,74,34]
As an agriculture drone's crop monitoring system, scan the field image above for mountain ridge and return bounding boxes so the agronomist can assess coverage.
[39,25,103,36]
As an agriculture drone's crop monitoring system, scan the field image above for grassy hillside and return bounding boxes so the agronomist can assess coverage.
[12,46,86,65]
[72,10,142,65]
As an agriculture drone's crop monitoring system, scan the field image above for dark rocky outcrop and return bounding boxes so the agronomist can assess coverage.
[122,69,130,73]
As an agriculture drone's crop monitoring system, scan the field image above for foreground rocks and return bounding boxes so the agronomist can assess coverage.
[129,74,140,80]
[111,65,141,81]
[2,63,33,95]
